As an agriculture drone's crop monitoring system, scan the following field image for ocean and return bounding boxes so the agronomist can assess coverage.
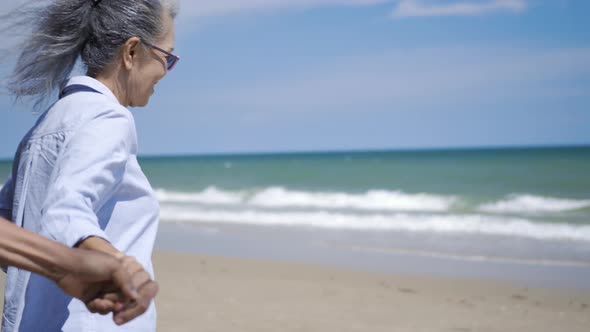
[139,146,590,239]
[2,146,590,286]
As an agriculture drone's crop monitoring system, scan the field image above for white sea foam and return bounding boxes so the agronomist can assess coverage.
[155,187,242,205]
[479,195,590,214]
[155,187,456,212]
[159,207,590,242]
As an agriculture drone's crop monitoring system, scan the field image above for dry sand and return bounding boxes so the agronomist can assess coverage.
[151,251,590,332]
[1,251,589,331]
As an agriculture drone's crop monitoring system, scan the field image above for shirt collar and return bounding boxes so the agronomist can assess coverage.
[65,76,121,105]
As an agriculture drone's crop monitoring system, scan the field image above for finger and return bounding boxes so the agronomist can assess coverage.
[120,256,144,275]
[114,301,125,312]
[110,258,140,302]
[114,256,146,301]
[98,291,129,312]
[120,280,157,313]
[130,270,152,292]
[101,291,125,304]
[80,282,106,304]
[87,298,118,315]
[113,281,159,325]
[86,299,99,314]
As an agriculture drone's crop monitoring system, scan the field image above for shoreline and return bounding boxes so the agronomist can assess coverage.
[155,222,590,290]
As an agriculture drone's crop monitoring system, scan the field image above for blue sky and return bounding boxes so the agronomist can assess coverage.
[1,0,589,158]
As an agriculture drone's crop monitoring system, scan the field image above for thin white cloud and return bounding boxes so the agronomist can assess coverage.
[392,0,527,18]
[0,1,527,21]
[178,0,390,19]
[178,0,529,20]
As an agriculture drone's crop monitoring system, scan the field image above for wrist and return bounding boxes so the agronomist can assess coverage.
[45,246,80,283]
[76,236,120,256]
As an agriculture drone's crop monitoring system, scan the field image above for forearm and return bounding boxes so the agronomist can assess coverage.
[0,217,80,281]
[0,219,156,325]
[76,236,122,257]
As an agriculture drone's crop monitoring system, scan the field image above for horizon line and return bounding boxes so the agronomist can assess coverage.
[138,143,590,160]
[1,143,588,163]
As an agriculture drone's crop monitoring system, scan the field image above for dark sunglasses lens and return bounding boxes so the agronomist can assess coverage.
[166,56,176,70]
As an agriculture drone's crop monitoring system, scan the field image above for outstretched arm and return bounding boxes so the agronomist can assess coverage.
[0,217,158,325]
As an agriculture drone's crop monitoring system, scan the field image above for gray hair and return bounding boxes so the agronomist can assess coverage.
[1,0,178,107]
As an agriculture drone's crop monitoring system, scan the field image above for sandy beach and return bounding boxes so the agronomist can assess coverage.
[151,251,589,332]
[1,250,589,331]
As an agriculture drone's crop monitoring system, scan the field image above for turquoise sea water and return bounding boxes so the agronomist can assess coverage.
[129,146,590,242]
[2,146,590,281]
[2,146,589,239]
[141,147,590,201]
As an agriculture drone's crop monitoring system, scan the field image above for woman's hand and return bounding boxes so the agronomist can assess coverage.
[98,256,159,325]
[0,219,159,326]
[54,249,159,325]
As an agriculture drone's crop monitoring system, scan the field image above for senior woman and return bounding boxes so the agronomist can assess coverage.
[0,0,179,331]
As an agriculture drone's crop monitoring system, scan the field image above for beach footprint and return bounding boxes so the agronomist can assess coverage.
[397,287,417,294]
[450,328,472,332]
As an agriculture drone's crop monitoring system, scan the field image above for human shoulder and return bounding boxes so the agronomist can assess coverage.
[81,100,137,142]
[60,94,135,133]
[62,99,138,157]
[61,76,135,128]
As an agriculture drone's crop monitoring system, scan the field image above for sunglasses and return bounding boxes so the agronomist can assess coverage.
[144,42,180,71]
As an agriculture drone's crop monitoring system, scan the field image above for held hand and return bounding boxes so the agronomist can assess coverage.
[53,250,158,325]
[88,256,159,325]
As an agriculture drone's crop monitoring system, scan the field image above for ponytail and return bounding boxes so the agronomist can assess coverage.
[4,1,96,108]
[1,0,179,109]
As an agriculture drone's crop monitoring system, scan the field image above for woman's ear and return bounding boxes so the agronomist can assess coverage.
[121,37,142,70]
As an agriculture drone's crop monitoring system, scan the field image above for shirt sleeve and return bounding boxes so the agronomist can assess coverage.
[0,175,14,221]
[40,108,135,248]
[0,176,14,272]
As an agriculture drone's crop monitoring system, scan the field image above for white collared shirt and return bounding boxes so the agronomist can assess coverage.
[0,76,159,331]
